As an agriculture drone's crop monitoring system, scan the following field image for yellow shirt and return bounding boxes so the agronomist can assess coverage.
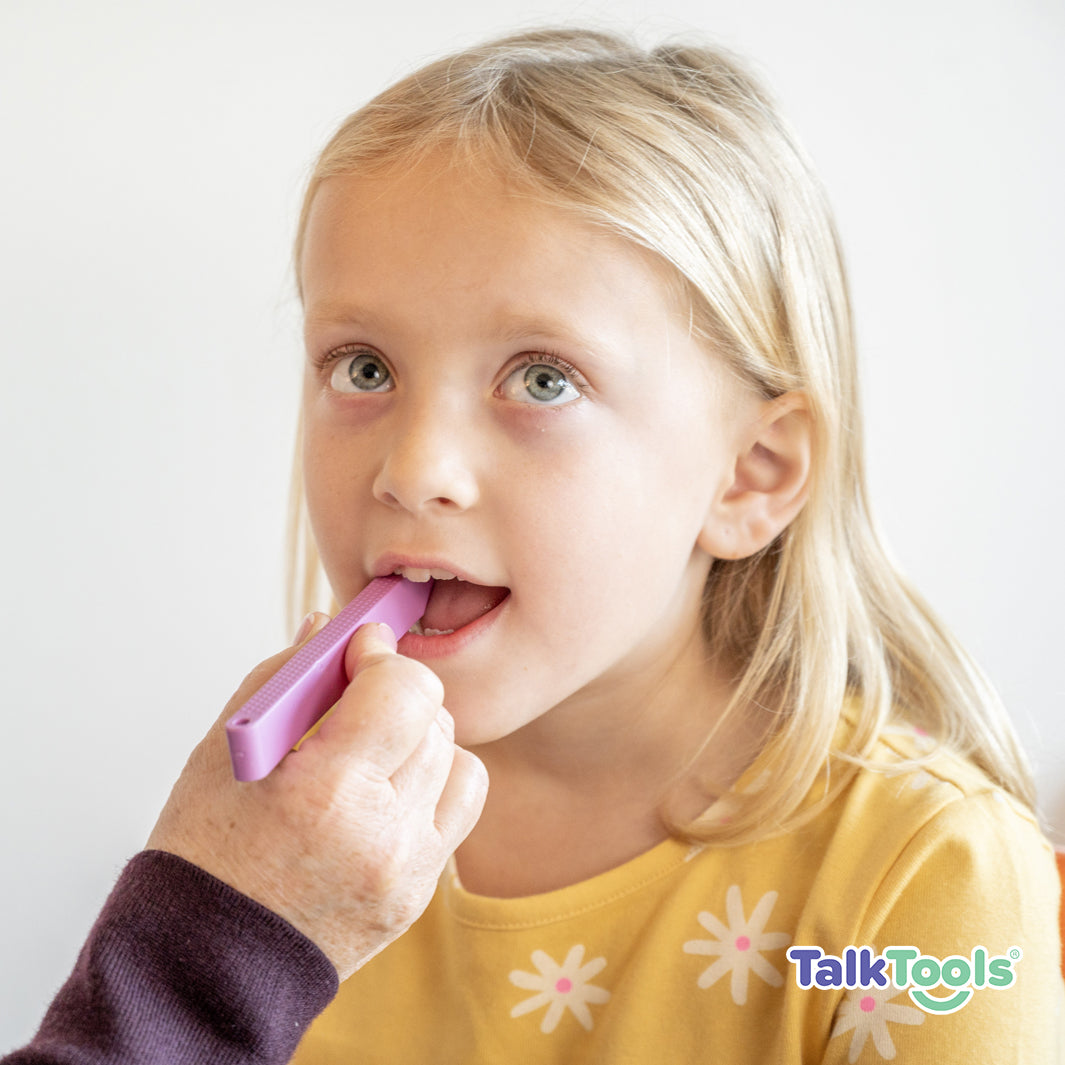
[294,725,1063,1063]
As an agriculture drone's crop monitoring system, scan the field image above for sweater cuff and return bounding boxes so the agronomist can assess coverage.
[36,849,339,1064]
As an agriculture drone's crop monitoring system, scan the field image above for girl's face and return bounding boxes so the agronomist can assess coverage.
[299,157,758,749]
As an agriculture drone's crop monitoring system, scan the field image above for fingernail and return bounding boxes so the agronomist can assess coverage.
[369,622,398,651]
[291,612,315,646]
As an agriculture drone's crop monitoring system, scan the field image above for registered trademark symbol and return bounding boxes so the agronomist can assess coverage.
[1009,948,1021,961]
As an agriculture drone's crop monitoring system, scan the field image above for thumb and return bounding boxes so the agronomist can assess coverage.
[344,621,399,682]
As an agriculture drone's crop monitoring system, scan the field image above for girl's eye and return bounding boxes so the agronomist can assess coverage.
[329,351,394,394]
[500,361,581,406]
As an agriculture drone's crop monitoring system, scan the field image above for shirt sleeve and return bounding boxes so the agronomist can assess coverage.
[2,850,339,1065]
[819,790,1064,1064]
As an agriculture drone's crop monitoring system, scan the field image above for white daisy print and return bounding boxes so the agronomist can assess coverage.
[683,885,791,1005]
[509,945,611,1033]
[831,985,924,1061]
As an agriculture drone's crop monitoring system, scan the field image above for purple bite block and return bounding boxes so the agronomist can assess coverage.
[225,576,432,781]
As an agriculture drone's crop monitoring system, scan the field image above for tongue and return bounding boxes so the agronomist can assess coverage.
[420,579,509,633]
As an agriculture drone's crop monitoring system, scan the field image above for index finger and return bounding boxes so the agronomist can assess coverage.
[310,624,446,778]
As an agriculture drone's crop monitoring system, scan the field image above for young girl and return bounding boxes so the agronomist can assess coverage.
[283,24,1061,1061]
[8,25,1061,1065]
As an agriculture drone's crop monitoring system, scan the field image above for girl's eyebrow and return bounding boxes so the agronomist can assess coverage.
[303,304,612,362]
[489,311,613,364]
[302,302,376,331]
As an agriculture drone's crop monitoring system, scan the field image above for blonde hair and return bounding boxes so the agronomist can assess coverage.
[288,27,1035,842]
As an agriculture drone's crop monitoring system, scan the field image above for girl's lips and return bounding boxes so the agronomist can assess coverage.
[398,587,510,658]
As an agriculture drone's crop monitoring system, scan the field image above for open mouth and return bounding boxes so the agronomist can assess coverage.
[393,569,510,637]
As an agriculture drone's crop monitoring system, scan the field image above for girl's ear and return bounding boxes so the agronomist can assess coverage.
[698,392,813,560]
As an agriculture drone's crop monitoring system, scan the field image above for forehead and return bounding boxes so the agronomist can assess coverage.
[298,157,692,342]
[302,160,598,275]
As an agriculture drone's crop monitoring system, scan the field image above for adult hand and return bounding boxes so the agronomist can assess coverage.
[147,619,487,980]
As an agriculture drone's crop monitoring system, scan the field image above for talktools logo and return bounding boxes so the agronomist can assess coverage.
[785,945,1022,1014]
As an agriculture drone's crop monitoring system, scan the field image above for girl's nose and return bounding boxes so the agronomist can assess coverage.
[371,400,480,514]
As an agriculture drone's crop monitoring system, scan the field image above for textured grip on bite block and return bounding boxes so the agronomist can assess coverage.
[225,576,431,781]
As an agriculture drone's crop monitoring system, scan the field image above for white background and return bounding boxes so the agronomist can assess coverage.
[1,0,1061,1048]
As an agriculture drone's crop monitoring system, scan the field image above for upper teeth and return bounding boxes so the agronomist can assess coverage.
[392,567,458,583]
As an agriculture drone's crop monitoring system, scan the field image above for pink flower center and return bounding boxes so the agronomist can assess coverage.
[555,978,573,994]
[734,936,751,951]
[860,996,876,1013]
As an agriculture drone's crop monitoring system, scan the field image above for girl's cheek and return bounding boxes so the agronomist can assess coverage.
[306,391,393,433]
[495,401,595,453]
[302,419,376,508]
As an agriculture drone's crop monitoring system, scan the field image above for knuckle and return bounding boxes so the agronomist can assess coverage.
[356,655,444,717]
[434,706,455,742]
[391,888,429,930]
[360,845,407,898]
[395,658,445,707]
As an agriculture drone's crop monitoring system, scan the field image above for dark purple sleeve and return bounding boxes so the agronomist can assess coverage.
[3,850,339,1065]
